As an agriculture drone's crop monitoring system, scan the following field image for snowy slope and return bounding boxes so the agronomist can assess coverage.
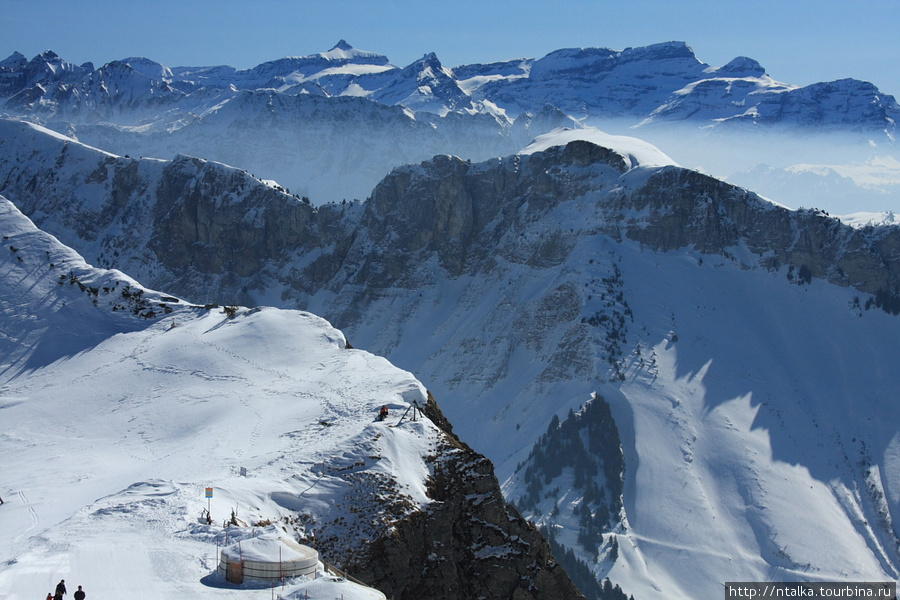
[0,196,440,600]
[499,242,900,599]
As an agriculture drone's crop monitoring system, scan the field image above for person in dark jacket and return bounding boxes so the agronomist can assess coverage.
[54,580,66,600]
[73,585,85,600]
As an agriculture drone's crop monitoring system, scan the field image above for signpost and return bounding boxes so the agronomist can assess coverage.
[206,487,213,519]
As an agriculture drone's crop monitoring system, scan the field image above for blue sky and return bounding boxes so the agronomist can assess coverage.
[2,0,899,95]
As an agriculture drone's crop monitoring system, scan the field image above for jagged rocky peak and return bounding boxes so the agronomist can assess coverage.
[331,39,354,51]
[0,49,93,95]
[0,51,27,69]
[234,40,394,89]
[371,50,471,113]
[715,55,766,78]
[120,56,174,81]
[322,38,389,63]
[0,52,28,96]
[396,51,454,81]
[84,59,180,104]
[419,51,441,65]
[26,49,89,74]
[93,59,147,80]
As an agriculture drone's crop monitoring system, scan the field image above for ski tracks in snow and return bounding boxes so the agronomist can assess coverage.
[13,489,39,543]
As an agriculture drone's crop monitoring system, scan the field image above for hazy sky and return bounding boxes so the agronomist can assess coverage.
[2,0,899,95]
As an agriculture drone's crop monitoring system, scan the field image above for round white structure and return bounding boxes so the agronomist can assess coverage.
[218,534,318,583]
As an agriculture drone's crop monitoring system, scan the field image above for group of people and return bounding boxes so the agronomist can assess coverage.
[47,580,85,600]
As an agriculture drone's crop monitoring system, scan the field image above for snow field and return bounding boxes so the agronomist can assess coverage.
[0,203,442,598]
[601,243,900,598]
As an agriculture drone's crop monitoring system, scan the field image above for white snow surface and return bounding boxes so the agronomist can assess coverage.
[0,197,436,599]
[219,534,316,564]
[520,127,679,169]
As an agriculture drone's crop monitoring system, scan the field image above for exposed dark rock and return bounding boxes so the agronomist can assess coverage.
[348,393,587,600]
[617,167,900,297]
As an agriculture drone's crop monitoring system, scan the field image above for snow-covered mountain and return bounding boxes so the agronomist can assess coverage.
[0,195,584,600]
[2,40,899,213]
[4,41,896,131]
[3,120,900,599]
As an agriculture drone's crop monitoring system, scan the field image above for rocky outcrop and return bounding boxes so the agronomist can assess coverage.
[352,141,900,305]
[614,167,900,299]
[354,141,628,282]
[348,394,586,600]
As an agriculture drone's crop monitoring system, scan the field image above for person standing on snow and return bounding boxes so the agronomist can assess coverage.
[54,580,66,600]
[73,585,85,600]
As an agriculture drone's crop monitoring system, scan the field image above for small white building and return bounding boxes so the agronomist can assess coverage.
[218,534,318,584]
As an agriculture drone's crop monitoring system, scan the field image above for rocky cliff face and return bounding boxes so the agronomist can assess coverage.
[0,119,356,302]
[348,139,900,305]
[347,394,586,600]
[615,167,900,298]
[3,118,899,313]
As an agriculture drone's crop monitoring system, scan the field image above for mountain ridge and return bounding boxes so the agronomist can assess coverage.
[3,119,897,310]
[3,40,896,132]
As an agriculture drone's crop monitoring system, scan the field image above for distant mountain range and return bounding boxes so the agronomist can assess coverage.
[2,40,899,213]
[2,40,897,131]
